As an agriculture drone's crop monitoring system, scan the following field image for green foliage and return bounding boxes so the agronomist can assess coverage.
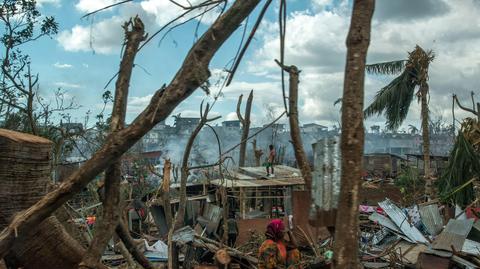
[364,45,434,131]
[0,0,58,50]
[364,70,416,130]
[439,128,479,207]
[395,165,424,204]
[366,60,406,75]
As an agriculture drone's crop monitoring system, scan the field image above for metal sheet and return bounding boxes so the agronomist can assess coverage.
[461,238,480,256]
[369,212,401,234]
[419,204,443,236]
[451,255,479,268]
[432,219,474,252]
[172,226,195,244]
[149,205,169,236]
[209,177,305,188]
[362,262,389,268]
[239,165,302,179]
[378,199,428,244]
[311,137,341,211]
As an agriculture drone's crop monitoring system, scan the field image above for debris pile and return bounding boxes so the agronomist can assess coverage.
[360,198,480,269]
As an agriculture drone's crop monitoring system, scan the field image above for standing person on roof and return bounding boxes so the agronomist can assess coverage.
[266,144,276,177]
[258,219,301,269]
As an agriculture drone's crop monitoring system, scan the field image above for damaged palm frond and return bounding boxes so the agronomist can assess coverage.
[366,60,406,75]
[364,70,416,130]
[439,118,480,206]
[364,46,434,130]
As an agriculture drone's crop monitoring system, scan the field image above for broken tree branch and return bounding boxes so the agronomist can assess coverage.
[116,221,155,269]
[0,0,261,258]
[79,16,146,269]
[237,90,253,167]
[453,94,477,116]
[275,59,312,193]
[226,0,273,86]
[168,102,220,268]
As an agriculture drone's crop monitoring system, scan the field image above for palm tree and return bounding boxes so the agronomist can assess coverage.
[408,124,419,135]
[364,45,435,198]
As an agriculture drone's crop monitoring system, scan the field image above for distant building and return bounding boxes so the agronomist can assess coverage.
[302,123,328,133]
[363,153,406,178]
[173,115,200,135]
[263,123,286,133]
[152,120,167,131]
[60,122,83,134]
[222,120,241,131]
[364,132,421,156]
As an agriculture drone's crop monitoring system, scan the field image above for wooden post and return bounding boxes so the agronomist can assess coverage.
[240,188,246,219]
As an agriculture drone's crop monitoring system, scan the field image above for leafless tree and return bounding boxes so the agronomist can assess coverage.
[79,16,147,268]
[237,90,253,167]
[333,1,375,268]
[275,60,312,193]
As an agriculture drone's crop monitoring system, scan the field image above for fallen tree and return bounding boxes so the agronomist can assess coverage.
[0,0,262,258]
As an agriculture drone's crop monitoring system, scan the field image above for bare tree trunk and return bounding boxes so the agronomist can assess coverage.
[421,84,432,199]
[0,129,100,269]
[333,1,374,269]
[237,90,253,167]
[168,103,220,269]
[26,65,37,136]
[0,0,261,257]
[79,17,146,268]
[160,160,173,229]
[276,62,312,192]
[251,139,263,166]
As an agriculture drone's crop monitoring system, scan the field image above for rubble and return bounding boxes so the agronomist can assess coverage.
[360,197,480,269]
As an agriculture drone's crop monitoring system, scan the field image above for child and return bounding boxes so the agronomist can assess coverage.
[266,144,276,177]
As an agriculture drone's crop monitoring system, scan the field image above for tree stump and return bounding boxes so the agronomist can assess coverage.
[0,129,85,269]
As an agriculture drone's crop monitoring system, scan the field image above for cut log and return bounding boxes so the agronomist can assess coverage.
[0,129,95,269]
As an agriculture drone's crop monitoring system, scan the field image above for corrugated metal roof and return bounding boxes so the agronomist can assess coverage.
[419,204,444,236]
[311,137,341,210]
[238,165,302,179]
[369,212,402,234]
[432,219,474,252]
[210,177,305,188]
[378,199,429,244]
[462,238,480,256]
[210,165,304,188]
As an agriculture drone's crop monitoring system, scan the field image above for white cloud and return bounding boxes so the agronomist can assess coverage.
[140,0,221,26]
[59,0,221,55]
[36,0,61,7]
[75,0,122,13]
[247,0,480,129]
[54,82,82,89]
[57,17,124,54]
[126,94,153,114]
[225,112,237,121]
[53,62,73,69]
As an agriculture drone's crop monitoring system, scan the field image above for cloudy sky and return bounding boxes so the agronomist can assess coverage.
[20,0,480,130]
